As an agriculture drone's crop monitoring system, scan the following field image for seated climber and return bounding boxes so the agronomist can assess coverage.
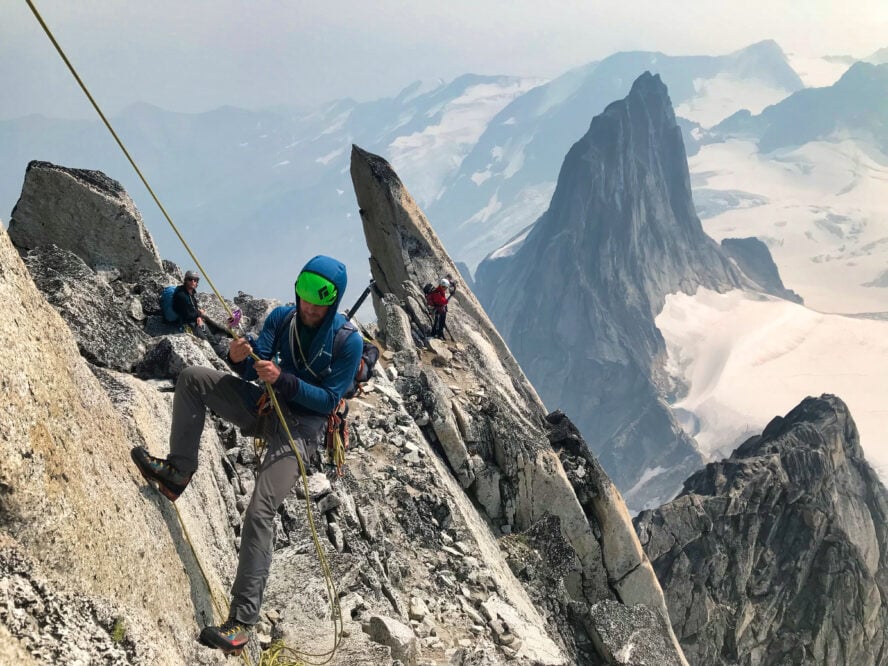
[131,255,363,656]
[426,275,456,339]
[173,270,218,344]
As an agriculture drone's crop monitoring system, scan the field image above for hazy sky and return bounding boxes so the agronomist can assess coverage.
[3,0,887,120]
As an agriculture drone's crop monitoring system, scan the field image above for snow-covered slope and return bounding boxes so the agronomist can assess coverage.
[785,52,854,87]
[674,73,793,128]
[387,78,542,207]
[657,287,888,480]
[0,75,537,307]
[690,138,888,314]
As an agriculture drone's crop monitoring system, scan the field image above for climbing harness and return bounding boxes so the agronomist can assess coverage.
[24,2,343,664]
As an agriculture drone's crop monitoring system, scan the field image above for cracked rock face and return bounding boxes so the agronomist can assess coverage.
[635,395,888,666]
[0,212,237,665]
[2,157,685,664]
[22,244,152,372]
[8,161,163,280]
[350,144,687,664]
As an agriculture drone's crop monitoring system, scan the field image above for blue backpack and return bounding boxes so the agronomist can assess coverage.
[160,286,180,323]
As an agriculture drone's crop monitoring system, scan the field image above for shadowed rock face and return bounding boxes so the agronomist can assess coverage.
[22,244,152,372]
[351,144,688,664]
[721,237,803,304]
[475,72,745,511]
[635,395,888,666]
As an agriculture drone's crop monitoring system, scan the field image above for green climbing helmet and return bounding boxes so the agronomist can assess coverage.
[295,270,338,306]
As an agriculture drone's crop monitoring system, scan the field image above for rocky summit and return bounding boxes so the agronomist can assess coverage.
[8,161,164,280]
[1,157,687,664]
[635,395,888,665]
[475,72,748,511]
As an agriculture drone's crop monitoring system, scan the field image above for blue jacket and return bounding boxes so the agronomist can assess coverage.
[234,255,363,415]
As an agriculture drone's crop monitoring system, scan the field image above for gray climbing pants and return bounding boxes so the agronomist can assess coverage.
[168,365,326,625]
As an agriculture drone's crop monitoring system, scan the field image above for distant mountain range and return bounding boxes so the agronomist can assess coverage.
[0,74,538,305]
[428,40,805,269]
[691,61,888,313]
[1,39,855,307]
[709,62,888,152]
[4,37,887,512]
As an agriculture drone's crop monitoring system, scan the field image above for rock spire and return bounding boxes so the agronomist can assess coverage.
[476,72,745,510]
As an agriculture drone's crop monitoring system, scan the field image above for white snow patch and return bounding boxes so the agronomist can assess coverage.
[336,188,344,196]
[272,160,290,168]
[533,65,590,116]
[315,146,345,166]
[471,170,493,186]
[502,141,527,179]
[502,117,517,125]
[675,74,793,128]
[401,79,446,103]
[238,142,249,147]
[462,182,555,269]
[786,52,852,88]
[488,226,532,260]
[319,110,351,135]
[465,192,502,226]
[624,466,668,500]
[657,288,888,480]
[387,79,539,206]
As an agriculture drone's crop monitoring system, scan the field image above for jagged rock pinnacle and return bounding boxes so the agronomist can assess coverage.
[636,394,888,665]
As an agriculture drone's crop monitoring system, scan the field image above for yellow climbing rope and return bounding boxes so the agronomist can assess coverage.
[24,2,343,663]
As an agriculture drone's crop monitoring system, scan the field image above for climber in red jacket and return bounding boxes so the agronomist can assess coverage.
[426,276,456,339]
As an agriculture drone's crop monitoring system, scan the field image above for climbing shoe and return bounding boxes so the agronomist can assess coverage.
[199,618,251,655]
[130,447,192,502]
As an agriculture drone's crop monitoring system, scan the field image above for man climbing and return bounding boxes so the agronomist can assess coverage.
[131,255,363,655]
[426,276,456,339]
[173,270,218,344]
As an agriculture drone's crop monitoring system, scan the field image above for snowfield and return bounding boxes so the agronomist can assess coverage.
[784,53,853,88]
[675,74,796,128]
[691,138,888,314]
[387,79,542,207]
[657,288,888,480]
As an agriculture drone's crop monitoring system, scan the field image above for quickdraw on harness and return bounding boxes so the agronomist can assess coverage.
[326,400,349,478]
[324,339,376,476]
